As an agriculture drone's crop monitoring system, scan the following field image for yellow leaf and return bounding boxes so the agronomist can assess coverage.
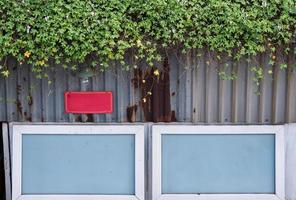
[1,70,10,77]
[37,60,45,66]
[24,51,31,58]
[108,52,114,59]
[153,69,160,76]
[136,39,142,47]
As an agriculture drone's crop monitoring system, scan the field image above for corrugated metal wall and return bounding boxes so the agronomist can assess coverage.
[0,50,295,123]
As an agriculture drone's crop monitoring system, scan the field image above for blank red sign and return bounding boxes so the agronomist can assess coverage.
[64,92,113,114]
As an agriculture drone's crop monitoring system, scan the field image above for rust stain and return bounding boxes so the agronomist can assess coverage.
[15,99,23,116]
[140,57,175,122]
[127,104,138,122]
[16,84,33,121]
[141,68,153,121]
[75,115,83,122]
[86,114,94,122]
[162,57,172,122]
[16,85,21,95]
[23,111,32,122]
[171,110,177,122]
[131,68,142,88]
[27,95,33,106]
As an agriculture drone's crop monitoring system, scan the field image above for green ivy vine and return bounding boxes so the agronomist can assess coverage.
[0,0,295,82]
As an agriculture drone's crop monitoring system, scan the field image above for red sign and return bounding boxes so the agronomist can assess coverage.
[64,91,113,114]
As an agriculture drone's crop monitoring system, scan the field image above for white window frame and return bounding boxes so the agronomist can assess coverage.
[12,124,145,200]
[152,125,285,200]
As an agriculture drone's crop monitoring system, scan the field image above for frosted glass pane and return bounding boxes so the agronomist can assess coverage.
[22,134,135,195]
[162,134,275,194]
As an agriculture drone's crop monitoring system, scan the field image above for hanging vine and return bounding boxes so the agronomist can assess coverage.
[0,0,295,81]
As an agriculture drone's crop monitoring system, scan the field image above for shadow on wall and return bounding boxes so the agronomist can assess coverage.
[0,122,6,200]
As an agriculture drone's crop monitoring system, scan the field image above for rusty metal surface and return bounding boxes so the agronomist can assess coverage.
[0,51,295,123]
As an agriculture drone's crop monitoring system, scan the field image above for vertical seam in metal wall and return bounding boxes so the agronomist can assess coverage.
[243,59,248,123]
[3,76,7,121]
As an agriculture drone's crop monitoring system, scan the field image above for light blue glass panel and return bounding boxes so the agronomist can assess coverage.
[22,134,135,194]
[162,134,275,194]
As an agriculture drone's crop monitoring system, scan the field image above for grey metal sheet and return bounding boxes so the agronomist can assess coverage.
[0,51,295,123]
